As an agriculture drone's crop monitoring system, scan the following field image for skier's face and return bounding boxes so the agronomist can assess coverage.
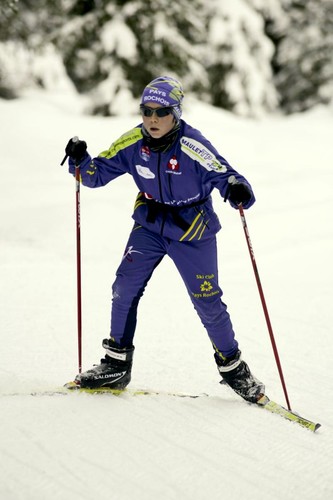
[141,104,176,138]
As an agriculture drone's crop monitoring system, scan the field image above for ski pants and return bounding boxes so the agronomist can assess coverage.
[110,224,238,357]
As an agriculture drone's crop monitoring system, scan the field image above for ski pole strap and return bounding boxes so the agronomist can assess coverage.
[223,183,231,202]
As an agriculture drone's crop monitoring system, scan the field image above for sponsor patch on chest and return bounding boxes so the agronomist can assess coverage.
[166,155,182,175]
[135,165,155,179]
[180,137,227,172]
[140,145,151,161]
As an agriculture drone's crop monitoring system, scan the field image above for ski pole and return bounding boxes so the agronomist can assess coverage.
[61,137,82,373]
[75,158,82,373]
[237,202,291,410]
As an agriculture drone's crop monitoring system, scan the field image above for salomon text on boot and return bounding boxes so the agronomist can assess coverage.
[215,349,265,403]
[75,339,134,390]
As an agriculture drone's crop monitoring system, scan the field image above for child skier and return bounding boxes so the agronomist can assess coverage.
[64,76,265,403]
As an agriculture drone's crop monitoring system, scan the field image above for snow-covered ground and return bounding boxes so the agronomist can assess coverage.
[1,90,332,500]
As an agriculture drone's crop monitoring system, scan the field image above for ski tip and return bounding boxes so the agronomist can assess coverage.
[257,395,322,432]
[64,381,80,390]
[305,421,321,433]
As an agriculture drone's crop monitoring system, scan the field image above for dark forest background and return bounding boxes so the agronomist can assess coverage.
[1,0,332,116]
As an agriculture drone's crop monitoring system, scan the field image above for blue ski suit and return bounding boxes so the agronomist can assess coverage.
[69,119,255,357]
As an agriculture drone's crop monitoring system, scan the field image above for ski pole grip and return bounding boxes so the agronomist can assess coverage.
[60,136,80,166]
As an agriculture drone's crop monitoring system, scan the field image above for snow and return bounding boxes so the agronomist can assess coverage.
[1,89,333,500]
[100,18,137,60]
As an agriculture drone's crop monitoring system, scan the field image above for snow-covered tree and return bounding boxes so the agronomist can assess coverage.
[1,0,332,115]
[55,0,208,115]
[204,0,280,116]
[0,0,73,98]
[56,0,284,116]
[0,0,18,18]
[273,0,333,113]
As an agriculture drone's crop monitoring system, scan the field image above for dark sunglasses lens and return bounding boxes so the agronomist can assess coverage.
[156,107,172,117]
[141,106,172,117]
[142,107,153,117]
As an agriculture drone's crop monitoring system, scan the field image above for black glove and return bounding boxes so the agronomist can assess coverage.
[65,137,87,163]
[226,181,252,206]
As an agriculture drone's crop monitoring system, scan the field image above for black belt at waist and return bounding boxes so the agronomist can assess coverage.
[145,197,209,231]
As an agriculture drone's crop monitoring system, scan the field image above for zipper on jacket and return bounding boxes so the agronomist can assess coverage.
[157,152,164,203]
[157,152,166,236]
[168,170,174,200]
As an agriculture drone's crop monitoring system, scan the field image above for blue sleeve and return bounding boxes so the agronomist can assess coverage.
[68,126,143,188]
[69,153,126,188]
[190,131,255,209]
[207,161,256,209]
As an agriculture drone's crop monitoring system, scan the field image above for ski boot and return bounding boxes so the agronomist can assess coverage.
[215,349,265,403]
[75,338,134,390]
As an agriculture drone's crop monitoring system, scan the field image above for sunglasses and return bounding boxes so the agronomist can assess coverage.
[140,105,175,118]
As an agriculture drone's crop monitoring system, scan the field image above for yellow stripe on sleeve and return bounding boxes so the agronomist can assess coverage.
[99,128,143,159]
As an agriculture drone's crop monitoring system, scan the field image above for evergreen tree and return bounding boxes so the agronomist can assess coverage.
[55,0,208,115]
[0,0,69,98]
[274,0,333,113]
[0,0,18,20]
[1,0,332,115]
[204,0,280,116]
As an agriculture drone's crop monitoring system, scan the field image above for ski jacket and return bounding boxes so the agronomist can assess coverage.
[69,120,255,241]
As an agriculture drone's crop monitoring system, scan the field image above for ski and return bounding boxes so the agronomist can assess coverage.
[257,395,320,432]
[64,383,321,431]
[0,385,204,398]
[2,383,321,432]
[63,381,204,398]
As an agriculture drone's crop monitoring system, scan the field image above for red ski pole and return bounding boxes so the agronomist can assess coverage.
[75,159,82,373]
[237,203,291,410]
[61,137,82,373]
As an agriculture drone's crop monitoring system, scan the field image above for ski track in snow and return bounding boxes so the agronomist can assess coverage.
[1,392,331,500]
[0,91,333,500]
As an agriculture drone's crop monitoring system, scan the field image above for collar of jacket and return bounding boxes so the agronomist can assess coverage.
[142,123,180,152]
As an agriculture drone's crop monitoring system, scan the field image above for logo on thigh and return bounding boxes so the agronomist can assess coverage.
[200,280,213,292]
[192,275,220,299]
[122,245,143,262]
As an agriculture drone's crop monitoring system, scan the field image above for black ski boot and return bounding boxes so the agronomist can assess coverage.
[75,339,134,390]
[215,349,265,403]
